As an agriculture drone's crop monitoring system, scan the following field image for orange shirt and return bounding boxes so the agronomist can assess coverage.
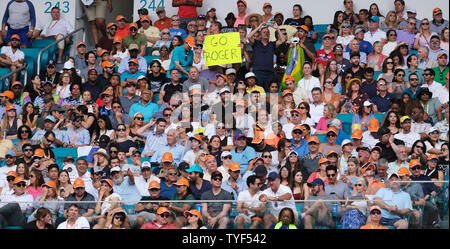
[154,18,172,31]
[360,223,389,229]
[116,25,130,40]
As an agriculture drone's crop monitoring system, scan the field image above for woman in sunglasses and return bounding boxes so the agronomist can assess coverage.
[409,140,428,166]
[1,105,22,140]
[382,30,398,57]
[360,206,388,229]
[413,18,438,50]
[182,209,206,229]
[425,127,444,155]
[128,113,145,149]
[12,125,32,158]
[27,168,45,200]
[103,208,129,229]
[336,21,354,48]
[113,124,136,156]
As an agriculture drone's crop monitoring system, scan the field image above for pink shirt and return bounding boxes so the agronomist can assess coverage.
[307,172,329,184]
[27,186,43,200]
[234,13,247,27]
[315,117,343,131]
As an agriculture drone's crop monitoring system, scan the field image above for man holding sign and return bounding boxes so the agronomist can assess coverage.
[247,22,285,92]
[203,32,242,67]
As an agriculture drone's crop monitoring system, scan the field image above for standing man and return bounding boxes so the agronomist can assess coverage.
[248,21,285,91]
[1,0,36,48]
[172,0,203,31]
[342,0,359,26]
[81,0,113,45]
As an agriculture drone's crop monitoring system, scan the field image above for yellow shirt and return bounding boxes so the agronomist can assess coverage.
[139,26,161,47]
[246,85,266,97]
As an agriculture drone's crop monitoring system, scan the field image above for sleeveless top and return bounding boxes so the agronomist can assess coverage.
[6,118,19,136]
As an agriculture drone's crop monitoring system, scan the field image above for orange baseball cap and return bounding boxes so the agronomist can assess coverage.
[205,154,216,162]
[229,162,241,171]
[361,163,376,174]
[307,136,320,144]
[327,127,338,135]
[140,15,151,22]
[11,34,20,40]
[101,90,113,97]
[292,124,303,132]
[0,90,14,99]
[98,49,109,56]
[76,41,86,47]
[43,180,57,190]
[148,180,161,189]
[397,167,410,177]
[409,159,421,168]
[11,81,22,87]
[237,0,247,7]
[5,105,16,112]
[13,177,26,185]
[428,154,439,161]
[251,131,264,144]
[156,206,170,215]
[184,209,202,218]
[263,2,272,8]
[235,99,246,107]
[113,36,122,44]
[368,118,380,132]
[101,61,114,68]
[73,178,85,188]
[351,129,363,139]
[298,25,309,33]
[282,89,293,97]
[162,152,173,163]
[7,171,17,178]
[318,158,328,165]
[326,150,338,156]
[100,178,114,188]
[106,22,117,29]
[128,58,139,65]
[116,15,127,21]
[174,177,189,187]
[129,22,138,30]
[33,148,45,158]
[215,73,228,82]
[185,36,196,48]
[285,75,295,82]
[190,134,203,143]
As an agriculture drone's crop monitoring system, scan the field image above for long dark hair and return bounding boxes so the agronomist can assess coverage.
[332,11,344,30]
[21,102,37,127]
[410,140,427,156]
[369,3,384,18]
[382,111,401,129]
[23,74,42,102]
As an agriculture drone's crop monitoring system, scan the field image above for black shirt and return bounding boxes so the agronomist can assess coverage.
[284,18,304,26]
[343,66,365,80]
[162,82,183,103]
[82,80,105,102]
[375,139,405,163]
[23,220,54,229]
[147,73,170,93]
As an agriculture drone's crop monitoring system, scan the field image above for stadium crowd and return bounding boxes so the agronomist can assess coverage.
[0,0,448,230]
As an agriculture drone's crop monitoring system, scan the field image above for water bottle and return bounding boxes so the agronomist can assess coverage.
[332,204,338,217]
[195,204,202,213]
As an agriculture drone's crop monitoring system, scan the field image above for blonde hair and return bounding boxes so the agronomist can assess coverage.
[339,21,352,36]
[385,11,399,27]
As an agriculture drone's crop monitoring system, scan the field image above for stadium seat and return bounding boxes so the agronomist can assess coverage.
[3,226,23,229]
[122,204,136,215]
[31,39,57,60]
[336,114,353,135]
[21,48,51,74]
[0,68,11,92]
[143,55,161,65]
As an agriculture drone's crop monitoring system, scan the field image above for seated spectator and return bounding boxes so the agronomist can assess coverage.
[118,44,147,74]
[0,34,24,82]
[303,178,340,229]
[182,209,207,229]
[131,180,169,229]
[360,205,389,229]
[23,207,54,229]
[56,204,90,229]
[140,207,179,229]
[270,207,297,229]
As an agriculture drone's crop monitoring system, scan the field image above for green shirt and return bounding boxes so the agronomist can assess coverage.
[432,66,449,86]
[123,34,148,53]
[171,192,196,217]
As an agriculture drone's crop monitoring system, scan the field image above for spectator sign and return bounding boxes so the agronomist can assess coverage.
[203,32,242,67]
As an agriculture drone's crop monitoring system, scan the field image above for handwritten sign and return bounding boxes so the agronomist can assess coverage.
[203,32,242,67]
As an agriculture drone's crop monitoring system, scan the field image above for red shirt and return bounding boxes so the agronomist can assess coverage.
[154,17,172,31]
[174,0,203,18]
[315,49,335,67]
[116,25,130,40]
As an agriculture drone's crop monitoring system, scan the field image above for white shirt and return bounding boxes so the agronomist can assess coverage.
[0,193,34,210]
[262,184,297,217]
[57,217,90,229]
[237,190,262,218]
[101,193,122,215]
[364,29,386,45]
[134,175,160,197]
[309,102,325,124]
[40,18,74,37]
[394,131,421,148]
[336,35,354,48]
[423,82,448,105]
[183,150,198,166]
[297,76,321,102]
[0,46,24,62]
[362,130,379,148]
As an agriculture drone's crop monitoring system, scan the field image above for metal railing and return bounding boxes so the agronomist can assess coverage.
[0,64,28,89]
[36,27,85,73]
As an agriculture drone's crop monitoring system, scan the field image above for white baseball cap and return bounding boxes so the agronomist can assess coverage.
[226,68,237,75]
[245,72,256,79]
[363,100,373,107]
[142,161,151,168]
[63,61,74,70]
[110,167,121,173]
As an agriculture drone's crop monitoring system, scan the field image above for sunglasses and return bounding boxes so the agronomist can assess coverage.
[386,61,393,64]
[16,183,26,187]
[114,216,125,221]
[327,133,337,137]
[134,117,144,120]
[342,25,351,28]
[186,213,197,218]
[355,184,363,187]
[263,155,272,159]
[212,178,223,181]
[168,173,178,176]
[7,177,15,182]
[163,113,171,117]
[5,156,14,159]
[222,156,232,160]
[293,131,302,135]
[421,22,429,25]
[411,166,421,171]
[20,130,29,133]
[161,32,170,35]
[117,128,126,132]
[327,173,336,177]
[110,150,118,153]
[130,28,138,31]
[75,187,85,190]
[159,213,170,218]
[370,210,381,215]
[396,74,405,77]
[126,84,136,88]
[410,78,419,81]
[423,73,432,76]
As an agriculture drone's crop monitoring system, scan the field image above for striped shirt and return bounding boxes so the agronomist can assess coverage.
[142,131,167,156]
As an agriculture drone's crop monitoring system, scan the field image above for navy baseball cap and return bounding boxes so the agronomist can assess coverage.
[47,60,56,66]
[267,172,280,180]
[307,178,325,187]
[254,165,268,177]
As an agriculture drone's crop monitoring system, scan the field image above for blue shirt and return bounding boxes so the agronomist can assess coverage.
[117,55,147,74]
[375,187,412,220]
[120,71,146,82]
[345,40,373,54]
[402,87,421,99]
[291,139,310,158]
[371,93,396,113]
[129,101,159,122]
[222,178,248,200]
[113,176,142,204]
[63,127,90,146]
[167,46,193,79]
[160,179,177,199]
[230,146,257,173]
[150,143,186,166]
[189,180,212,200]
